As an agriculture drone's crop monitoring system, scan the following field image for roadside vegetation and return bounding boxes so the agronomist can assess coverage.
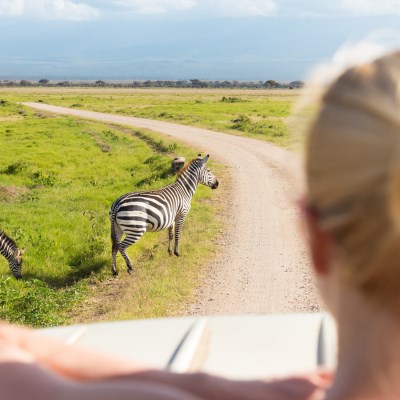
[0,98,223,327]
[2,87,301,146]
[2,78,304,90]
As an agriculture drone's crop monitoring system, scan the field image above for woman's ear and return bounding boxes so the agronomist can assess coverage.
[304,210,332,276]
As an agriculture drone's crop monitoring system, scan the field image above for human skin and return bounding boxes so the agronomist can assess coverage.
[304,208,400,400]
[0,322,330,400]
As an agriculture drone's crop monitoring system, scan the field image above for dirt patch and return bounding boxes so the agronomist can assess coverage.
[0,186,29,203]
[85,130,111,153]
[34,112,56,119]
[67,276,133,324]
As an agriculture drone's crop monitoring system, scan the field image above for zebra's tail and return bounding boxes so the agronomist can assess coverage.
[109,205,119,247]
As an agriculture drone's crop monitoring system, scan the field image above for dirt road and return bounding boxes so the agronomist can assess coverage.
[23,102,321,314]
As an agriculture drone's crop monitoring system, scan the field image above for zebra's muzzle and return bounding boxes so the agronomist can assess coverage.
[211,180,219,189]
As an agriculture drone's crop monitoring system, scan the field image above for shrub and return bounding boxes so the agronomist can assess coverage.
[31,171,56,187]
[0,278,85,327]
[221,96,247,103]
[3,161,28,175]
[231,115,251,130]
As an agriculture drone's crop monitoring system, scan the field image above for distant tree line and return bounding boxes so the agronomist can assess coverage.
[0,78,305,89]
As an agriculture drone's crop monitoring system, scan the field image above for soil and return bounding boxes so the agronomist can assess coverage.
[23,102,321,316]
[0,186,28,203]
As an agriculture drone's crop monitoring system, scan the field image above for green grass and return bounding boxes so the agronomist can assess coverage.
[1,87,300,146]
[0,98,223,327]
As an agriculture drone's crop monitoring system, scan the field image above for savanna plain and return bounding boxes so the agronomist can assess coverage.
[0,88,300,327]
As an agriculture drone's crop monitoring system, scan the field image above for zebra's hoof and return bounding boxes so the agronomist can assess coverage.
[127,269,133,275]
[112,270,118,276]
[168,249,173,256]
[174,251,180,257]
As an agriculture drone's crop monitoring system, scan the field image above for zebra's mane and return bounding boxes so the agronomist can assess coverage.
[0,230,17,248]
[176,158,199,181]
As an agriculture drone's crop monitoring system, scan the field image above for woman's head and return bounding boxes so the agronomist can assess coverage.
[305,51,400,311]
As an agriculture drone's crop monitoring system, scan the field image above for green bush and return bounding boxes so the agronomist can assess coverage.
[3,161,28,175]
[0,278,85,327]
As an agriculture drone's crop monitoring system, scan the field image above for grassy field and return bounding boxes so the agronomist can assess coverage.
[0,96,224,327]
[0,87,300,327]
[1,87,300,146]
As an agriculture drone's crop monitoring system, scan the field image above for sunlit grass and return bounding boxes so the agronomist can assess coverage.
[2,87,301,146]
[0,99,223,326]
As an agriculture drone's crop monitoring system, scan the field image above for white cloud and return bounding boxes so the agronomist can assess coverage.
[111,0,196,14]
[340,0,400,15]
[0,0,278,18]
[0,0,100,20]
[211,0,277,17]
[111,0,277,17]
[0,0,24,15]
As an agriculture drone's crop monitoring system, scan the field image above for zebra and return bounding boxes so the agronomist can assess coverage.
[109,154,219,276]
[0,230,23,279]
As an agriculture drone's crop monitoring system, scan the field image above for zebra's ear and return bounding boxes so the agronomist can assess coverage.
[20,248,25,255]
[200,154,209,164]
[196,153,202,160]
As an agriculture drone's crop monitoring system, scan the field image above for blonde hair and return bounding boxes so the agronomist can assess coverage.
[305,51,400,309]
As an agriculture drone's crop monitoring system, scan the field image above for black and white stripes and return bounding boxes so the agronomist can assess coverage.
[109,154,218,275]
[0,230,23,279]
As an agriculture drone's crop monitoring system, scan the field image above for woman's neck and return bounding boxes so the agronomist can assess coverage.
[325,287,400,400]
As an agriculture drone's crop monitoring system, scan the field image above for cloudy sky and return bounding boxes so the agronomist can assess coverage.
[0,0,399,81]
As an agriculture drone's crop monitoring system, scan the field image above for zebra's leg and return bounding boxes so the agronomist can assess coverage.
[118,231,145,274]
[173,213,187,257]
[111,222,123,276]
[119,241,134,274]
[168,223,175,256]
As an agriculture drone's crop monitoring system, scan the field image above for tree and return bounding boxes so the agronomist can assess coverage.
[190,79,202,88]
[19,80,32,86]
[176,80,189,88]
[38,79,49,85]
[289,80,305,89]
[223,80,232,87]
[264,80,280,89]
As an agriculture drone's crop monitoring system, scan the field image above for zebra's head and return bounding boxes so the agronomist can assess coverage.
[197,154,219,190]
[9,248,23,279]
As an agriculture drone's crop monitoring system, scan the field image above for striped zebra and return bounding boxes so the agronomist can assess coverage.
[0,230,24,279]
[109,154,219,276]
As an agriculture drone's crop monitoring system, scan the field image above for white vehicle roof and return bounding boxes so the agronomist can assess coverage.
[41,312,337,380]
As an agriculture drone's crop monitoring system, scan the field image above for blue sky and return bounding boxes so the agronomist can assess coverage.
[0,0,399,81]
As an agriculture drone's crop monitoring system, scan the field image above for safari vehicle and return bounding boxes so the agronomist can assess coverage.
[42,313,337,379]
